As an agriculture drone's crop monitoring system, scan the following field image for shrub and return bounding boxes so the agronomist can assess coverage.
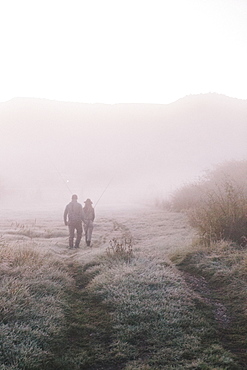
[170,160,247,245]
[188,180,247,244]
[171,160,247,212]
[171,182,206,211]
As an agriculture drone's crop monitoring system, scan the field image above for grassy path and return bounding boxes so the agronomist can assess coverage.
[57,261,117,370]
[0,207,246,369]
[55,208,245,369]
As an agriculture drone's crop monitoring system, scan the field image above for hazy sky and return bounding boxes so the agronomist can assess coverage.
[1,0,247,104]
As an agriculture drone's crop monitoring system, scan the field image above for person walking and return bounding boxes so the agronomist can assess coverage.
[83,198,95,246]
[64,194,84,249]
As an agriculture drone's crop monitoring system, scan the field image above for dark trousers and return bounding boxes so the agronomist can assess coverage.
[68,221,82,248]
[84,220,94,243]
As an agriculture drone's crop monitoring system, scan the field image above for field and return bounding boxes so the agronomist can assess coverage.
[0,206,246,369]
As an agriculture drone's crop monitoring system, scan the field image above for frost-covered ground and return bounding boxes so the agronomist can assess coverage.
[0,205,195,264]
[1,206,241,369]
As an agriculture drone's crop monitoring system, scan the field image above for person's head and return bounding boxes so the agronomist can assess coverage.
[84,198,93,206]
[72,194,78,201]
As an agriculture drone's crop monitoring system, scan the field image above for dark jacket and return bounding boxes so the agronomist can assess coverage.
[83,205,95,222]
[64,200,83,224]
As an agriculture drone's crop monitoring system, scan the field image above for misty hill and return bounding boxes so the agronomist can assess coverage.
[0,93,247,207]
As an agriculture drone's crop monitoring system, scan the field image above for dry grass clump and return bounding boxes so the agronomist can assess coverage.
[0,241,73,369]
[105,238,134,263]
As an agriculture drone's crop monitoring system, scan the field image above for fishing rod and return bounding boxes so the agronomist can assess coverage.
[48,156,113,205]
[94,177,114,208]
[48,157,73,194]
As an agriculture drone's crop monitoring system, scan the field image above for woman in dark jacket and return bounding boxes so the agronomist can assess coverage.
[83,199,95,246]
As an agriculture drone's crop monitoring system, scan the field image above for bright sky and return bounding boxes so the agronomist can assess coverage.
[1,0,247,104]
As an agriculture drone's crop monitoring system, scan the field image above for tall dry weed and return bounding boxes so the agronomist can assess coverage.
[105,238,133,263]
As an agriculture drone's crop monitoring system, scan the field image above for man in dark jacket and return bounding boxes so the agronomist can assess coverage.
[64,194,84,248]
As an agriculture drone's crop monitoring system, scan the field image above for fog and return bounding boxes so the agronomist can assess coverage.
[1,93,247,211]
